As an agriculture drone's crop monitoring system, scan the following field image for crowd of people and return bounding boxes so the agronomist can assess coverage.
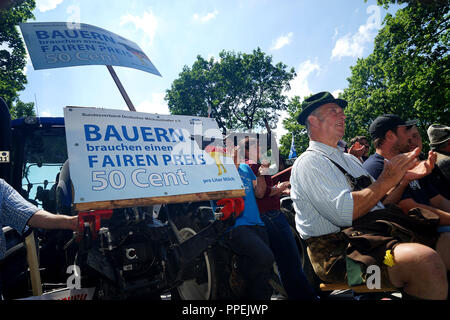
[218,93,450,301]
[290,92,449,300]
[0,91,449,301]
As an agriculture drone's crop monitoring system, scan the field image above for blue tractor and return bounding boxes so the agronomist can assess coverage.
[1,98,284,300]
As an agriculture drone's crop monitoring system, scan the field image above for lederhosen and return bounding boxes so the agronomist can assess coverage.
[305,152,440,287]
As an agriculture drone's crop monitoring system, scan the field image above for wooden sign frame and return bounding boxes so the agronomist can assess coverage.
[73,188,245,212]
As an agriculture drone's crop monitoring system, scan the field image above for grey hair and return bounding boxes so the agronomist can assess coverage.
[305,107,322,137]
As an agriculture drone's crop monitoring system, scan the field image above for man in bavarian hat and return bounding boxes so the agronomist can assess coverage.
[427,124,450,199]
[290,91,450,300]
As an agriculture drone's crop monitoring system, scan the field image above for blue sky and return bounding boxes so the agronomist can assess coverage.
[19,0,401,140]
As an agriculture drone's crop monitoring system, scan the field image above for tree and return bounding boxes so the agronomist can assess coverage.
[278,96,311,159]
[10,99,35,119]
[0,0,35,108]
[342,1,449,150]
[165,48,296,133]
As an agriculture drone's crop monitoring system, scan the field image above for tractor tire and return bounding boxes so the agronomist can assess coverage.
[163,201,284,300]
[162,202,224,300]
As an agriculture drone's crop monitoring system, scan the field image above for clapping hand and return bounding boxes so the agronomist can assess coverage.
[379,147,420,188]
[258,160,271,176]
[348,141,366,158]
[277,181,291,195]
[404,150,437,182]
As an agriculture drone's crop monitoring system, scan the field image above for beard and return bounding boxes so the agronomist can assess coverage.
[394,140,411,154]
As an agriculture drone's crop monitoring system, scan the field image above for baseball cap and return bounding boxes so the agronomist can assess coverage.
[369,114,417,140]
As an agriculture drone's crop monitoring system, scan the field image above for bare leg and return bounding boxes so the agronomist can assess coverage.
[387,242,448,300]
[436,232,450,270]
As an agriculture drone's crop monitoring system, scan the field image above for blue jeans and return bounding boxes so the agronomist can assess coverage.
[261,210,318,300]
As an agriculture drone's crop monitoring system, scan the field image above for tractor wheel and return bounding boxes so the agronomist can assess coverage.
[163,202,223,300]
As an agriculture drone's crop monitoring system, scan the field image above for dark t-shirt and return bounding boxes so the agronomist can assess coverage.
[428,166,450,199]
[401,175,439,205]
[363,153,439,205]
[362,153,385,181]
[428,152,450,199]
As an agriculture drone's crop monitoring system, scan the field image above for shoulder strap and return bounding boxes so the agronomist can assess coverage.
[306,149,374,191]
[305,149,353,177]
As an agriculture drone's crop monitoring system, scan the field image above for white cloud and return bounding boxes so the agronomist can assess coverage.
[273,110,289,143]
[270,32,293,51]
[24,55,32,75]
[120,10,158,47]
[135,93,169,115]
[0,42,12,53]
[207,54,221,63]
[193,10,219,23]
[66,4,81,29]
[286,59,321,100]
[40,110,53,117]
[331,28,370,59]
[332,27,339,41]
[331,5,381,60]
[273,59,320,141]
[332,89,343,98]
[36,0,63,12]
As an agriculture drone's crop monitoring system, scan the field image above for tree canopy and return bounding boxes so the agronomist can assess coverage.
[279,0,449,158]
[9,99,35,119]
[341,0,449,149]
[165,48,296,133]
[0,0,35,110]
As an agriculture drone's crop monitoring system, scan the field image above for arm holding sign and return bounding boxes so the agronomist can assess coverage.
[28,209,78,231]
[0,178,78,260]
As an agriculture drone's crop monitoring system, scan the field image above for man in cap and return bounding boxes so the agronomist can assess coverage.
[364,117,450,225]
[427,124,450,199]
[363,115,433,204]
[290,92,449,300]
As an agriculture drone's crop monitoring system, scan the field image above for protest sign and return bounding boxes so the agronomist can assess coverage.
[19,22,161,76]
[64,107,245,211]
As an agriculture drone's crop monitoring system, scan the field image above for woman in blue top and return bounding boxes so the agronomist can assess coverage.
[225,139,274,300]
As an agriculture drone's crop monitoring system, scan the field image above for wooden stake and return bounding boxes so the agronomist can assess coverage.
[106,65,136,112]
[25,231,42,296]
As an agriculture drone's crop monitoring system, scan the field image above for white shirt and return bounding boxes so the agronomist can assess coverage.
[290,141,384,239]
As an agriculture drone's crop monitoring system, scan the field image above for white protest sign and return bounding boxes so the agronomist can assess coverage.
[64,107,244,210]
[20,22,161,76]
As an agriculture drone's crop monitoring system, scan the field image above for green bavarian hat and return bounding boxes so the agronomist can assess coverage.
[297,91,347,125]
